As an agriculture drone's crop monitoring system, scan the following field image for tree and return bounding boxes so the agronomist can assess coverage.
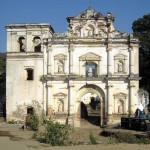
[132,14,150,97]
[0,53,6,118]
[0,53,6,73]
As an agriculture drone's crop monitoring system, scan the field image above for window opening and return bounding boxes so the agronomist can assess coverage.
[86,62,97,77]
[27,107,34,115]
[26,69,34,80]
[19,37,26,52]
[34,37,41,52]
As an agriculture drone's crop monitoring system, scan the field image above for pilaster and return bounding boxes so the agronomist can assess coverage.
[129,47,134,76]
[128,83,135,116]
[46,82,53,116]
[107,42,113,76]
[69,43,74,75]
[42,38,48,116]
[68,81,75,115]
[107,84,113,115]
[47,45,52,75]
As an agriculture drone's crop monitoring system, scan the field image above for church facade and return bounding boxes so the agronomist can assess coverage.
[6,8,140,126]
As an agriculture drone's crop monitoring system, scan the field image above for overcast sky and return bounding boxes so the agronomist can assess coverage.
[0,0,150,52]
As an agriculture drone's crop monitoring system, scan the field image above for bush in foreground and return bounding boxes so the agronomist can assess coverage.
[26,115,39,131]
[101,130,149,144]
[33,119,72,146]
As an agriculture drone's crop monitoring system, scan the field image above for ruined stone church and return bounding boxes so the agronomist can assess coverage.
[6,7,140,126]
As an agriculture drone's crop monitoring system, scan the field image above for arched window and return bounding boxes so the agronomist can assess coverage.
[74,26,81,37]
[87,25,94,37]
[114,54,127,74]
[86,62,97,77]
[18,37,26,52]
[33,36,41,52]
[114,93,127,114]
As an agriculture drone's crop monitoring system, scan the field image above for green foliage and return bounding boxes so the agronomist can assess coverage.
[7,120,15,124]
[34,119,72,146]
[108,136,118,144]
[101,130,149,144]
[0,53,6,73]
[89,132,97,144]
[132,14,150,94]
[26,115,39,131]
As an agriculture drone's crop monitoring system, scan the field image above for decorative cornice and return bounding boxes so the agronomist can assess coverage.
[7,52,43,58]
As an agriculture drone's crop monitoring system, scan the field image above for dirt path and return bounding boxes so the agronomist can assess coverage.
[0,122,150,150]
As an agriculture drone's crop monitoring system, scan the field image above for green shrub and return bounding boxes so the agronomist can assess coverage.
[26,115,39,131]
[34,119,71,146]
[89,132,97,144]
[101,130,149,144]
[115,132,137,143]
[7,120,15,124]
[108,136,118,144]
[108,132,149,144]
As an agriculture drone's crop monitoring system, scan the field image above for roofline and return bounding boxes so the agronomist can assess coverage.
[5,23,55,33]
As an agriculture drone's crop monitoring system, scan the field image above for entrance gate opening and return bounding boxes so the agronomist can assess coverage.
[76,85,105,126]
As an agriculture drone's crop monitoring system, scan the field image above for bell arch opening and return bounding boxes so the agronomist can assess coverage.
[76,84,105,126]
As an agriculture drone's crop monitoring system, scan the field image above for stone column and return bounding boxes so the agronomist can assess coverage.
[129,47,134,75]
[64,59,66,74]
[42,38,48,115]
[107,84,113,115]
[43,38,48,75]
[128,84,135,116]
[47,83,53,116]
[107,48,112,76]
[54,59,57,74]
[107,84,113,124]
[67,80,75,125]
[68,81,74,115]
[98,61,101,76]
[69,44,74,74]
[47,46,52,75]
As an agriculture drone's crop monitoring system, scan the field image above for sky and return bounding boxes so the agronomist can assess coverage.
[0,0,150,52]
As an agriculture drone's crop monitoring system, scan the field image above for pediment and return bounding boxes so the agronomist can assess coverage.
[54,54,67,60]
[114,93,127,99]
[114,54,127,60]
[53,92,67,97]
[79,52,101,61]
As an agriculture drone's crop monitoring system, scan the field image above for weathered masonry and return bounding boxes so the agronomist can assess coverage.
[6,7,140,126]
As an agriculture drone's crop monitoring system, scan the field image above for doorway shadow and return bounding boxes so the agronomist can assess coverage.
[80,102,100,126]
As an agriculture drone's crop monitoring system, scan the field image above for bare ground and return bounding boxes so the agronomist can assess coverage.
[0,121,150,150]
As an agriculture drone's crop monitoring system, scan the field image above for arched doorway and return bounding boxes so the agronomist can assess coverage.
[76,84,105,126]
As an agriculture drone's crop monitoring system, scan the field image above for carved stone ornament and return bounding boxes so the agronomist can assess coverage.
[79,52,101,61]
[54,54,67,60]
[109,30,129,38]
[114,54,127,60]
[53,92,67,98]
[114,93,127,99]
[74,7,103,19]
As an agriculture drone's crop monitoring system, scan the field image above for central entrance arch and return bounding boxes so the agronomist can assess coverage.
[75,84,105,126]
